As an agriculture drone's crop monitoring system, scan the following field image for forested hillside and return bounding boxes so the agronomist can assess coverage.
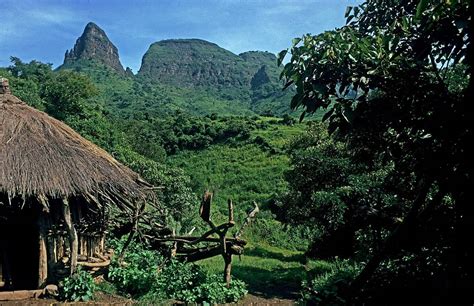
[57,22,292,118]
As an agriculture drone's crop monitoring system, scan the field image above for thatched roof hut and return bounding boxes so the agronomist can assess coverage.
[0,78,151,290]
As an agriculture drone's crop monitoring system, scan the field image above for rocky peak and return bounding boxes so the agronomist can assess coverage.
[63,22,125,74]
[239,51,277,64]
[250,65,271,89]
[138,39,247,87]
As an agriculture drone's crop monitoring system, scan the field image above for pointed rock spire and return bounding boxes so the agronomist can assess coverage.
[62,22,125,75]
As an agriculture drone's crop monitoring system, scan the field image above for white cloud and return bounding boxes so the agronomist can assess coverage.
[0,5,78,45]
[27,8,77,25]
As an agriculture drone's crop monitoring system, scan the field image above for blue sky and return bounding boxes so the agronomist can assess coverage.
[0,0,359,72]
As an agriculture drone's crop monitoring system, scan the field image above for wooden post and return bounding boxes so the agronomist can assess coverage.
[118,202,145,264]
[38,213,48,287]
[156,196,259,289]
[200,191,212,222]
[228,199,234,224]
[171,229,178,257]
[223,252,232,288]
[62,198,78,275]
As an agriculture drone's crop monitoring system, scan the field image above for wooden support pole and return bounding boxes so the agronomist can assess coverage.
[200,191,212,222]
[118,202,145,264]
[171,229,178,257]
[62,198,78,275]
[177,242,243,262]
[37,212,48,287]
[223,253,232,288]
[228,199,234,224]
[235,202,259,239]
[181,246,221,262]
[77,259,110,268]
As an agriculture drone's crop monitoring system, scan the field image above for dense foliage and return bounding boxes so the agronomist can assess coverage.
[279,0,471,303]
[107,238,247,304]
[275,122,400,259]
[120,113,257,158]
[301,260,360,305]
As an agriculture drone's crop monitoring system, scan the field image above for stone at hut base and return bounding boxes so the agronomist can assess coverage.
[42,284,59,298]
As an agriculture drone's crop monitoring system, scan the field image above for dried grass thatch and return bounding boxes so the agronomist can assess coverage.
[0,90,151,210]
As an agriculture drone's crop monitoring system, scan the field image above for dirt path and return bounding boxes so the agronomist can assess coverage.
[237,294,295,305]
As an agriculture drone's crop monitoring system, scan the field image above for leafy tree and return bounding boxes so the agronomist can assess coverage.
[43,70,97,121]
[279,0,471,302]
[3,58,116,149]
[276,123,400,259]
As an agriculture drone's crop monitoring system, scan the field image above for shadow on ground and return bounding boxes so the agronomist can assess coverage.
[245,246,307,264]
[232,264,305,299]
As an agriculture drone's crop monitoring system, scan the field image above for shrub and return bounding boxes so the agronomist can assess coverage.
[142,271,247,304]
[151,258,206,303]
[59,268,96,302]
[195,274,248,304]
[107,238,247,303]
[107,238,163,297]
[301,260,360,305]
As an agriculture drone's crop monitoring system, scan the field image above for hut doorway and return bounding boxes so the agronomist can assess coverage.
[0,204,39,291]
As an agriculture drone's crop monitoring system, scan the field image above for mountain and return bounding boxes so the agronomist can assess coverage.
[137,40,282,93]
[138,39,244,87]
[59,22,292,116]
[137,39,277,89]
[60,22,128,75]
[137,39,292,115]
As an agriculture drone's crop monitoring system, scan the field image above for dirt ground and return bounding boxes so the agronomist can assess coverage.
[0,292,296,305]
[0,292,133,305]
[237,294,295,305]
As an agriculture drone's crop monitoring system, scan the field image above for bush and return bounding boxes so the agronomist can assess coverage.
[150,258,206,302]
[107,238,248,303]
[107,238,163,297]
[142,269,247,304]
[59,268,96,302]
[194,274,248,304]
[301,260,360,305]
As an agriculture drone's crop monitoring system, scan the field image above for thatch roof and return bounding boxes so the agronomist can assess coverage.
[0,80,151,210]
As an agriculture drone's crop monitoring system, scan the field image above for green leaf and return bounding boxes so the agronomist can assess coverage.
[277,49,288,66]
[415,0,429,20]
[322,107,335,122]
[290,93,303,109]
[299,111,306,122]
[312,83,327,95]
[353,6,360,16]
[282,80,294,91]
[342,105,355,124]
[292,37,302,47]
[344,6,352,18]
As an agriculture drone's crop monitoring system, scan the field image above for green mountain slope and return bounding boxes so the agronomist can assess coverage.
[58,23,293,117]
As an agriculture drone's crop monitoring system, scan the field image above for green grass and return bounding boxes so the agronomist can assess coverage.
[167,121,306,222]
[198,242,333,299]
[253,121,306,148]
[167,121,319,299]
[169,144,288,209]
